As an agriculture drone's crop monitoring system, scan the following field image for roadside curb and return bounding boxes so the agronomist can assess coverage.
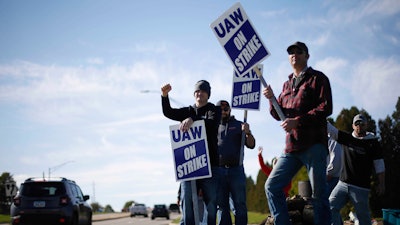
[92,212,130,221]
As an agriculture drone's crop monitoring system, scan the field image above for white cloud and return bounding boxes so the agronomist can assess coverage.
[362,0,400,16]
[351,57,400,118]
[86,58,104,65]
[316,57,348,79]
[313,32,331,47]
[0,60,168,125]
[134,42,169,54]
[259,9,286,18]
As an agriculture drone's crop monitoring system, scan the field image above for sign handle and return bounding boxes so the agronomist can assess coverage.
[243,109,248,123]
[253,66,286,121]
[239,110,248,159]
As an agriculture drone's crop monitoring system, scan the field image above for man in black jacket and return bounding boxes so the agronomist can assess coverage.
[161,80,220,225]
[215,100,255,225]
[327,114,385,225]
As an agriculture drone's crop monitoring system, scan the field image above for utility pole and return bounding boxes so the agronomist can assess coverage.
[140,90,185,107]
[92,181,96,203]
[48,160,75,179]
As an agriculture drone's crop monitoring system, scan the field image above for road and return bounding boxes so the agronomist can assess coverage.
[0,213,179,225]
[93,213,179,225]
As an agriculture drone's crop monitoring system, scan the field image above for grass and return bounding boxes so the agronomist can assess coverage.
[171,212,384,224]
[248,211,269,224]
[171,211,268,224]
[0,214,10,224]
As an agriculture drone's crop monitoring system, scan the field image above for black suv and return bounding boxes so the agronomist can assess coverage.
[168,203,180,214]
[10,177,92,225]
[151,204,169,220]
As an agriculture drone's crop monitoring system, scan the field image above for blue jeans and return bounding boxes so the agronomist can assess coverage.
[330,181,371,225]
[327,176,339,196]
[217,165,247,225]
[265,143,331,225]
[181,167,218,225]
[217,196,235,225]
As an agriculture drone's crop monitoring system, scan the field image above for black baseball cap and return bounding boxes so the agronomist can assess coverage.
[287,41,309,55]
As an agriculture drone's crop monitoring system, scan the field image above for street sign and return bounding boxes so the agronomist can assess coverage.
[231,64,262,110]
[169,120,212,182]
[210,2,270,76]
[5,181,18,197]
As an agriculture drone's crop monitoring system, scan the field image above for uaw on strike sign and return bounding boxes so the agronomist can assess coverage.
[232,65,263,110]
[211,2,270,76]
[170,120,212,182]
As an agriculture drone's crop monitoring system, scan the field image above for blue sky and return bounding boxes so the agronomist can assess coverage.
[1,0,399,211]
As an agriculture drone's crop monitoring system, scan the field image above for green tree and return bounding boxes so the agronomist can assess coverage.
[253,170,268,213]
[245,176,257,212]
[379,97,400,209]
[122,200,134,212]
[104,204,114,213]
[91,202,103,213]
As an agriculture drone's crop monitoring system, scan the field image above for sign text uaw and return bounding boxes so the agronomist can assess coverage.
[169,121,212,182]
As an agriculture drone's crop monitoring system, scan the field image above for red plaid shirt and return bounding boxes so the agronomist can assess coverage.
[269,67,332,153]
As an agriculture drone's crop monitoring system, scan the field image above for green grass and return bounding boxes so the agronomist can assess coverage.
[171,212,385,225]
[0,214,10,224]
[247,211,269,224]
[171,211,269,224]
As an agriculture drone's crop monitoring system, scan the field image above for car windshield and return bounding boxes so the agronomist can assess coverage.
[170,204,179,209]
[21,182,66,197]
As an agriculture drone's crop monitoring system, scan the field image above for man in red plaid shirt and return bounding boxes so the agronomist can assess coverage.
[262,41,333,225]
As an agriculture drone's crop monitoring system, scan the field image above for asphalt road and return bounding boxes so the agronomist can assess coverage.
[94,213,179,225]
[0,213,179,225]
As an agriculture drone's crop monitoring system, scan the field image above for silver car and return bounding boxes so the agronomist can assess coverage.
[129,203,148,217]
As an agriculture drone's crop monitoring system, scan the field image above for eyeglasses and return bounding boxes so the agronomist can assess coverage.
[354,121,365,126]
[222,107,230,112]
[288,49,304,55]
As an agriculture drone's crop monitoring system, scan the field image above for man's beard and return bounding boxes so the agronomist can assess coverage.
[222,115,230,123]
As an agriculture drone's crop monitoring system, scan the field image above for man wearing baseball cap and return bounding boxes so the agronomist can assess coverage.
[327,114,385,225]
[215,100,255,225]
[263,41,333,225]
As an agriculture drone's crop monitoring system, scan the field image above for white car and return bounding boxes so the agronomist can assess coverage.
[130,203,148,217]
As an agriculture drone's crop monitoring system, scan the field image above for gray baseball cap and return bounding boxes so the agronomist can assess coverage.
[353,114,366,124]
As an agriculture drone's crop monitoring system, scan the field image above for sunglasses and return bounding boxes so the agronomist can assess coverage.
[288,49,304,55]
[354,121,365,126]
[222,107,230,112]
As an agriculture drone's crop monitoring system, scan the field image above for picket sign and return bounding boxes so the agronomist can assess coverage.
[210,2,270,76]
[211,3,285,120]
[169,120,211,182]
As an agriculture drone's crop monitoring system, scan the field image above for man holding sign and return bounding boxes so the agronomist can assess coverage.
[262,42,333,225]
[161,80,221,225]
[216,100,255,225]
